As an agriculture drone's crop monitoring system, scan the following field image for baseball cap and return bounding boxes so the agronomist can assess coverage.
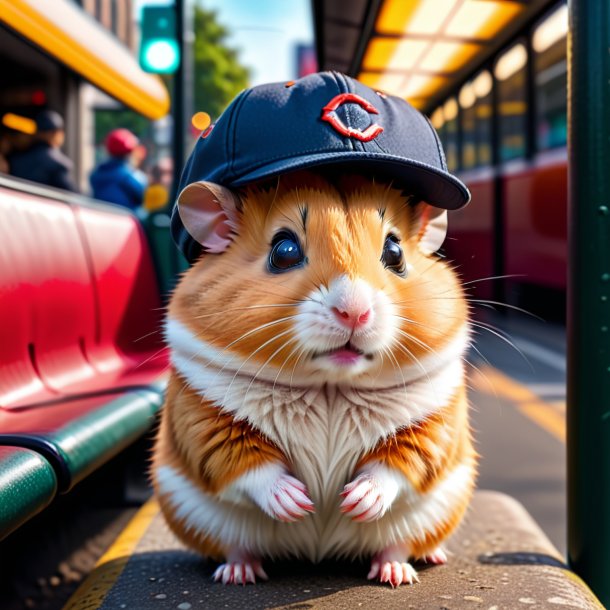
[105,128,139,157]
[172,71,470,262]
[35,110,64,132]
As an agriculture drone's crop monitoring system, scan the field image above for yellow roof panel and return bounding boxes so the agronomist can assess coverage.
[446,1,523,40]
[0,0,170,120]
[362,38,428,71]
[419,41,481,72]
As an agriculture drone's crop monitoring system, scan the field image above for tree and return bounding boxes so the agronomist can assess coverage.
[192,5,250,120]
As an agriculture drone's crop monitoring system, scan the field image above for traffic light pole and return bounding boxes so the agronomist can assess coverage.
[567,0,610,605]
[167,0,192,285]
[172,0,185,199]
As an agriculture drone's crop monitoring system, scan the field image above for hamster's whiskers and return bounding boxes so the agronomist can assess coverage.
[243,335,302,406]
[192,303,298,321]
[221,327,297,406]
[222,316,296,350]
[273,339,310,392]
[379,345,409,397]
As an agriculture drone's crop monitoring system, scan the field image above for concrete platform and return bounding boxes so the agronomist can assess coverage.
[63,491,602,610]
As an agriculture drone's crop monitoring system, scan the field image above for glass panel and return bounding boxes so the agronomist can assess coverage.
[474,70,493,167]
[443,98,459,172]
[495,42,528,162]
[534,4,567,151]
[460,83,476,169]
[431,106,445,153]
[459,71,492,169]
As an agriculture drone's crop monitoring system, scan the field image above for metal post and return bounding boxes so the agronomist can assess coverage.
[172,0,185,199]
[167,0,191,292]
[567,0,610,605]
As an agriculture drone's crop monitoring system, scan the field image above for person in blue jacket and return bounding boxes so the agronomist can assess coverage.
[90,128,147,210]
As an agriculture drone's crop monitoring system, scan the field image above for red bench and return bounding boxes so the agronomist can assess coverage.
[0,177,168,538]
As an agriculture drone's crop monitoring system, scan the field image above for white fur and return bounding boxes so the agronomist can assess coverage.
[166,315,468,393]
[168,316,465,455]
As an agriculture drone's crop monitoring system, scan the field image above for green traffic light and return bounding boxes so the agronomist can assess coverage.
[139,5,180,74]
[142,39,180,73]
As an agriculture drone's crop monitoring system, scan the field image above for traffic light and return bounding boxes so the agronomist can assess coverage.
[139,5,180,74]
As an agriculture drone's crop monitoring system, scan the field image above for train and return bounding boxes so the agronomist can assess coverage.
[430,1,568,310]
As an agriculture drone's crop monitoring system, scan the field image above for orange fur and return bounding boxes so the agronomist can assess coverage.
[156,372,287,494]
[356,385,474,493]
[153,372,289,558]
[356,384,477,556]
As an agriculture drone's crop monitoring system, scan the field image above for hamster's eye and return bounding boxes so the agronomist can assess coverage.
[268,230,305,273]
[382,234,407,277]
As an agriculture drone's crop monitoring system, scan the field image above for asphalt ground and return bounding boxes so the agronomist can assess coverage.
[469,312,567,555]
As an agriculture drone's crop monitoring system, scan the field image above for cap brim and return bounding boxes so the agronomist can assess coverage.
[230,152,470,210]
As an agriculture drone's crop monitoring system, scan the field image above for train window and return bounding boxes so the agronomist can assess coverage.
[443,98,459,172]
[459,70,492,169]
[431,107,444,144]
[495,42,528,162]
[533,4,567,151]
[459,83,476,169]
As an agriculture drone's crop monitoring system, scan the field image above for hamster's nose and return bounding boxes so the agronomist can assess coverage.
[331,306,372,330]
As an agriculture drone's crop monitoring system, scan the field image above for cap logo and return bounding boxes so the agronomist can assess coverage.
[321,93,384,142]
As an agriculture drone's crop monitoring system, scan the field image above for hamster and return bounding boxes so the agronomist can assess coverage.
[152,170,476,587]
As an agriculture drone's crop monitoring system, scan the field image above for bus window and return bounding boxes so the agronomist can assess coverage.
[495,42,527,162]
[533,3,567,151]
[443,98,459,172]
[459,83,476,170]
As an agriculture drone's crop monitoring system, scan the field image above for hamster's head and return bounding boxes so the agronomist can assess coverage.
[168,171,468,388]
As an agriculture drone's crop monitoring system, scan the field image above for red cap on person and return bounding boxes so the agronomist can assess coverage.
[105,128,139,157]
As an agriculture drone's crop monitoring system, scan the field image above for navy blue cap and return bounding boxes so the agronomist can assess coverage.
[35,110,64,132]
[172,71,470,263]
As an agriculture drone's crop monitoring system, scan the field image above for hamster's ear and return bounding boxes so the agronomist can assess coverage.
[416,204,448,255]
[177,181,240,254]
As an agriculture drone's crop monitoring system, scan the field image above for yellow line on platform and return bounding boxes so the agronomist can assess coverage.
[470,365,566,443]
[62,499,160,610]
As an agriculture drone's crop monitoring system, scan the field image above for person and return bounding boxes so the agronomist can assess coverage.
[90,128,147,210]
[9,110,77,191]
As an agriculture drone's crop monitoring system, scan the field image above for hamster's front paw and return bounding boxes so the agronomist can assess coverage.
[255,472,315,522]
[340,468,399,522]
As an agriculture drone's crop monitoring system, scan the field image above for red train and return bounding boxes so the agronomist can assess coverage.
[431,2,568,308]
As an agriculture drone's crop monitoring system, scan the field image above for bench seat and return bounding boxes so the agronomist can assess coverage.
[0,177,169,537]
[0,384,164,493]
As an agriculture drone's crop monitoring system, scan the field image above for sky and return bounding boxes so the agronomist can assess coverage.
[135,0,315,85]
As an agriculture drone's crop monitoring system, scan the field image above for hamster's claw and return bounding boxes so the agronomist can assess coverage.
[421,547,448,565]
[368,560,419,588]
[265,474,315,522]
[340,474,391,522]
[213,560,268,585]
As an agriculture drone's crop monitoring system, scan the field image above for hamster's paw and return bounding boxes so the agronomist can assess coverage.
[421,547,448,565]
[256,472,315,522]
[340,471,399,522]
[213,557,268,585]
